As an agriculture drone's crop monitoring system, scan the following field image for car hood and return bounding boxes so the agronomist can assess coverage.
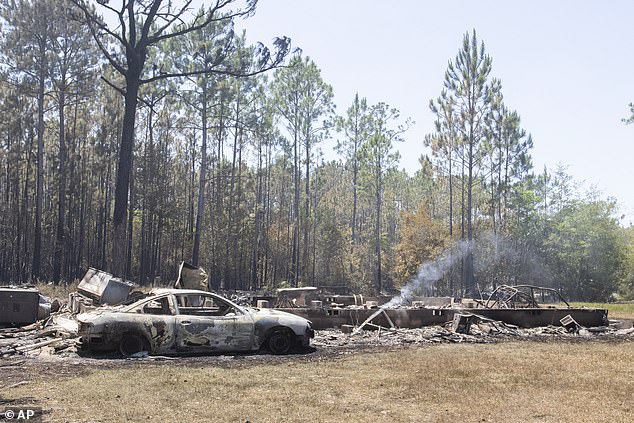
[76,307,124,323]
[246,307,311,325]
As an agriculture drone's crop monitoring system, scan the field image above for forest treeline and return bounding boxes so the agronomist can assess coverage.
[1,1,633,301]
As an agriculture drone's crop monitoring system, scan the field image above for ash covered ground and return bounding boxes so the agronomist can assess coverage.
[2,322,633,385]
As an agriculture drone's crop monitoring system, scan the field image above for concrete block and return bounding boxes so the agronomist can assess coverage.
[341,324,354,334]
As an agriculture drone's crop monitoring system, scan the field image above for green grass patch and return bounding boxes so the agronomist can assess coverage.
[567,302,634,320]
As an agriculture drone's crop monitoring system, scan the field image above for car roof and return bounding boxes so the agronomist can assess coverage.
[149,288,214,295]
[123,289,228,311]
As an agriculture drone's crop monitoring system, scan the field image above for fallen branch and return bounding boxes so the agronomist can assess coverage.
[14,338,62,352]
[0,359,26,367]
[1,381,29,389]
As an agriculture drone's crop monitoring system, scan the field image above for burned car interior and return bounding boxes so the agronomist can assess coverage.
[130,293,237,317]
[174,294,236,317]
[135,297,174,315]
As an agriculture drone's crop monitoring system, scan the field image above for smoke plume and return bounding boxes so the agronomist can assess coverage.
[383,231,552,308]
[383,240,472,308]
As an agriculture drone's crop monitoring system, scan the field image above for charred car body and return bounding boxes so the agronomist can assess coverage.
[77,289,314,356]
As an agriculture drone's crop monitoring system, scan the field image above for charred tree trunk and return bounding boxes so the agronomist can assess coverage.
[291,122,300,287]
[303,133,311,285]
[215,96,226,290]
[192,82,209,267]
[375,178,382,294]
[32,54,46,281]
[20,129,35,282]
[235,138,244,288]
[111,58,143,276]
[125,170,134,279]
[225,91,241,290]
[53,88,67,283]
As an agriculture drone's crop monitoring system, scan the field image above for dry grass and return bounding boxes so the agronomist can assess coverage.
[5,340,634,422]
[0,281,78,300]
[34,281,79,300]
[33,281,155,300]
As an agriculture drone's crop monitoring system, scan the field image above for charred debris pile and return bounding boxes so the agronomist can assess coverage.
[0,264,631,358]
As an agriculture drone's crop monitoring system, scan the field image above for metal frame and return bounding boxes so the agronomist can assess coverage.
[482,285,570,309]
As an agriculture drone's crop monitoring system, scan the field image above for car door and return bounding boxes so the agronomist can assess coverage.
[173,293,255,353]
[124,295,178,354]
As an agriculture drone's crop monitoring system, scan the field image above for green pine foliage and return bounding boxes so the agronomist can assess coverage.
[0,6,630,301]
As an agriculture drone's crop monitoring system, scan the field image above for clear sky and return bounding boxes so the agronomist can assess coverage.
[234,1,634,223]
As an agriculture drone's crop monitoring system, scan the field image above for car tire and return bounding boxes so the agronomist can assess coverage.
[267,329,292,355]
[119,333,148,357]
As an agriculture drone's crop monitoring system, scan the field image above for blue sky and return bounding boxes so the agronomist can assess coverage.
[234,1,634,223]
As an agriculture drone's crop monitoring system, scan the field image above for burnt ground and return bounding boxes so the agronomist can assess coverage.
[2,325,633,392]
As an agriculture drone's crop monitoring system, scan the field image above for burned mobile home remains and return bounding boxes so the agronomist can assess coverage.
[268,284,608,330]
[0,263,616,358]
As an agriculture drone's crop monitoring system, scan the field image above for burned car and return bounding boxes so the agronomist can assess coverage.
[77,289,314,357]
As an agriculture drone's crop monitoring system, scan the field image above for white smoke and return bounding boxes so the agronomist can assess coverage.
[383,231,554,308]
[383,240,472,308]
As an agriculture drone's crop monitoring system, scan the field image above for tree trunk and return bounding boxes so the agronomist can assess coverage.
[125,169,134,279]
[215,95,226,289]
[53,88,67,283]
[375,179,382,294]
[32,56,46,281]
[448,149,454,295]
[235,137,244,288]
[192,81,209,266]
[464,126,475,296]
[291,114,300,287]
[111,63,142,277]
[303,132,311,285]
[225,89,241,290]
[352,155,358,242]
[250,136,264,290]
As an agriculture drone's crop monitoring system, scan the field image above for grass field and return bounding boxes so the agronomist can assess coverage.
[4,340,634,423]
[567,302,634,320]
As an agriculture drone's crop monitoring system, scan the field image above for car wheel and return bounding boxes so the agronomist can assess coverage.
[267,329,292,355]
[119,333,148,357]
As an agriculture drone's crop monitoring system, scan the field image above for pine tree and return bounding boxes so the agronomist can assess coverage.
[70,0,291,276]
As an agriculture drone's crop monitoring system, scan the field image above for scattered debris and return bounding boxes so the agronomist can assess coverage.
[560,314,582,333]
[275,287,319,308]
[312,317,634,349]
[173,262,209,291]
[352,308,395,335]
[452,314,474,334]
[1,288,49,325]
[0,266,629,360]
[77,267,136,306]
[340,324,354,334]
[1,312,78,358]
[2,312,634,359]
